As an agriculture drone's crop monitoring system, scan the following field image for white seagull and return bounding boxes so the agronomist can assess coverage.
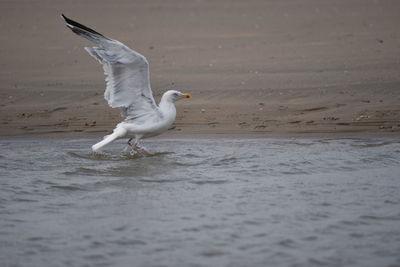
[62,15,191,153]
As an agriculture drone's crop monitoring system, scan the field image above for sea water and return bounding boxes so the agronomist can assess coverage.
[0,138,399,267]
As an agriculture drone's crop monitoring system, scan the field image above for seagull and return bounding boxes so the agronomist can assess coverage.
[62,15,191,153]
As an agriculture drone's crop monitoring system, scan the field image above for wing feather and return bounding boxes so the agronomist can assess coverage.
[62,14,161,122]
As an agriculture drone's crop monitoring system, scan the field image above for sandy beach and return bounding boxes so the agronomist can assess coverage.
[1,0,399,138]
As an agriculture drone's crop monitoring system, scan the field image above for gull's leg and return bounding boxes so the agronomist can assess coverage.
[132,138,150,155]
[127,138,142,154]
[125,138,135,153]
[127,136,149,155]
[127,138,134,147]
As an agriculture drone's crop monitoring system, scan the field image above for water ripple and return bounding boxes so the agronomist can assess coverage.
[0,137,400,267]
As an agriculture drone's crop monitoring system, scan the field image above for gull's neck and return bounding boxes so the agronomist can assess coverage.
[159,95,176,116]
[157,92,177,126]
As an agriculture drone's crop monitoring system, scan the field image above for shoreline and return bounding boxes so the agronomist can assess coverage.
[2,126,400,140]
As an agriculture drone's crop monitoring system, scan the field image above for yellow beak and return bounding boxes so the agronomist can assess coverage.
[181,93,192,98]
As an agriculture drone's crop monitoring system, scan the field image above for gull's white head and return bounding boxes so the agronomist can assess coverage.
[162,90,192,102]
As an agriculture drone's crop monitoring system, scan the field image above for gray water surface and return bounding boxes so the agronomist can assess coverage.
[0,138,400,267]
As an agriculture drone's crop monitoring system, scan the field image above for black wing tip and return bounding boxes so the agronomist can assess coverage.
[60,14,107,38]
[61,14,71,24]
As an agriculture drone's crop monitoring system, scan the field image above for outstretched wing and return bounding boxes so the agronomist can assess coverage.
[62,14,161,123]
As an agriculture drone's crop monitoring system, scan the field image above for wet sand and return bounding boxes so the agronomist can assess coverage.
[1,0,400,138]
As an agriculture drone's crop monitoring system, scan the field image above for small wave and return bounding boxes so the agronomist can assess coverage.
[280,170,310,175]
[26,236,50,242]
[110,238,147,246]
[359,215,400,221]
[351,141,400,148]
[212,155,258,167]
[199,249,227,258]
[339,220,371,226]
[278,141,318,147]
[277,238,297,248]
[32,179,58,186]
[349,233,364,238]
[12,198,38,203]
[67,151,172,161]
[138,178,185,183]
[112,225,129,232]
[82,254,107,261]
[212,157,238,166]
[49,185,86,191]
[170,161,207,167]
[181,153,202,158]
[190,179,229,185]
[63,167,110,176]
[302,236,318,241]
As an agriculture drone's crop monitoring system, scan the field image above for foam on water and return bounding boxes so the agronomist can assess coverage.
[0,138,400,267]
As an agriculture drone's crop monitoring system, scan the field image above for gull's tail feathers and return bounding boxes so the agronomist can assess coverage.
[92,134,118,152]
[91,125,127,152]
[61,14,111,44]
